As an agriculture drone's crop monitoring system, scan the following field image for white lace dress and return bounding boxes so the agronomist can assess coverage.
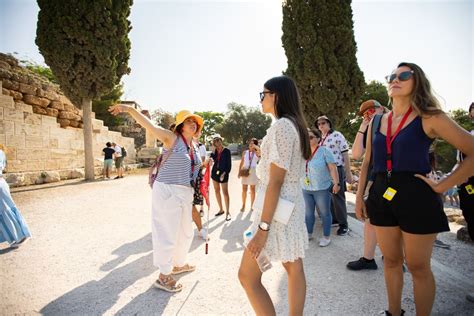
[251,118,308,263]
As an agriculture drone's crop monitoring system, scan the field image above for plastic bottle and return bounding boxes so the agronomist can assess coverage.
[243,230,273,272]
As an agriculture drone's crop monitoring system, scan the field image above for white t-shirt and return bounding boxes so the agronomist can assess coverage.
[114,145,122,158]
[199,144,207,160]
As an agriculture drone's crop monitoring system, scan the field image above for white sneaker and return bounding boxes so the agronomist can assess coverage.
[319,237,331,247]
[199,228,209,241]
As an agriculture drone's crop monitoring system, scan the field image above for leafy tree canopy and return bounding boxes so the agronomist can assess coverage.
[215,103,272,146]
[92,84,124,127]
[151,108,175,130]
[194,111,224,143]
[36,0,132,106]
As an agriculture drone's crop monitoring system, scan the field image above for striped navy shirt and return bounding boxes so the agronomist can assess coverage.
[156,136,202,187]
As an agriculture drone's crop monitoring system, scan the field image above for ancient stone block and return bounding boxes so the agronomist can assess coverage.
[25,135,44,148]
[6,134,25,147]
[24,112,42,125]
[0,134,5,145]
[0,60,11,70]
[69,120,79,128]
[63,103,76,112]
[57,118,70,128]
[0,94,14,108]
[17,148,49,160]
[58,110,78,120]
[42,115,59,127]
[2,88,8,95]
[50,149,76,159]
[15,123,42,137]
[57,138,71,149]
[49,100,64,110]
[2,79,19,91]
[48,138,59,148]
[43,171,60,183]
[0,107,3,120]
[0,120,14,135]
[69,168,85,179]
[45,160,59,170]
[4,108,24,122]
[23,94,50,107]
[5,173,26,187]
[5,160,26,172]
[26,160,45,171]
[32,105,48,115]
[10,89,23,100]
[18,83,37,95]
[15,102,33,113]
[46,107,59,118]
[43,90,60,101]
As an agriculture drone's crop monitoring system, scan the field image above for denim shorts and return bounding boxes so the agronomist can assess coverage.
[367,172,449,234]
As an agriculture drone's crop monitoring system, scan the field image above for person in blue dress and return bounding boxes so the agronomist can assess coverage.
[301,128,340,247]
[0,144,31,248]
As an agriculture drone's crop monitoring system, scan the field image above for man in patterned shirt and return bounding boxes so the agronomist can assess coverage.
[316,115,353,236]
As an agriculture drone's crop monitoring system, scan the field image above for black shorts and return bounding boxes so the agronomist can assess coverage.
[366,172,449,234]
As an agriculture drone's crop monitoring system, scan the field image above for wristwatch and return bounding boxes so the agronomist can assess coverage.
[258,221,270,231]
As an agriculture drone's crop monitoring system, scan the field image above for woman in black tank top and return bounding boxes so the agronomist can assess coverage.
[355,62,474,316]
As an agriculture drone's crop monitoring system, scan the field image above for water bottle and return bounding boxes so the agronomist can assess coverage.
[243,230,272,272]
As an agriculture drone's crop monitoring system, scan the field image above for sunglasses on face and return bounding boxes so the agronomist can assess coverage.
[309,135,319,140]
[385,70,414,84]
[317,121,327,126]
[259,91,273,101]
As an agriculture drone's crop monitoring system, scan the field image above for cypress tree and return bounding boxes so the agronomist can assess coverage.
[282,0,365,127]
[36,0,132,180]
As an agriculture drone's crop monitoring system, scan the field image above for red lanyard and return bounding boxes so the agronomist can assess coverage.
[216,149,222,165]
[320,132,330,147]
[385,107,413,174]
[181,135,195,175]
[305,146,319,175]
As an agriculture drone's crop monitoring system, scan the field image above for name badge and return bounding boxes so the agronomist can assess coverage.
[304,177,310,186]
[216,170,220,175]
[383,187,397,201]
[466,184,474,195]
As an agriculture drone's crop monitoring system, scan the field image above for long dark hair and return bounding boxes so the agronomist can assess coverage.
[264,76,311,159]
[390,62,444,116]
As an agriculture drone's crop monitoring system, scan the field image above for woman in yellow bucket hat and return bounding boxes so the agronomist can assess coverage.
[109,104,203,293]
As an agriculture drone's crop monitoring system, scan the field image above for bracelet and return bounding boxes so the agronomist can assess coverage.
[357,131,365,134]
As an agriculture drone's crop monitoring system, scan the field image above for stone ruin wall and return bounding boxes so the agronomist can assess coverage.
[0,53,136,187]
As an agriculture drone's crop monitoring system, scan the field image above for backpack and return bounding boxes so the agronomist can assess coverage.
[121,146,127,158]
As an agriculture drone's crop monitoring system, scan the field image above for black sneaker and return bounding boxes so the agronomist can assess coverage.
[336,226,349,236]
[347,257,378,270]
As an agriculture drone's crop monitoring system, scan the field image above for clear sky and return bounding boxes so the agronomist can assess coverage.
[0,0,472,114]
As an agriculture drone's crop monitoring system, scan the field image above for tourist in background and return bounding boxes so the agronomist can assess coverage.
[238,138,260,212]
[210,136,232,221]
[102,142,115,179]
[301,128,339,247]
[316,115,353,236]
[112,142,124,179]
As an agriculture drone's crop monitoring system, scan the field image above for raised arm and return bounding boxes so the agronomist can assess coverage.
[109,104,176,149]
[352,118,370,160]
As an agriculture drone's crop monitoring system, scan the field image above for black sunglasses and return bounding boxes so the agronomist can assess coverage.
[385,70,414,84]
[259,91,273,101]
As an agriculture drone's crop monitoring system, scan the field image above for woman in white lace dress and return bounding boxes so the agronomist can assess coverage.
[238,76,311,315]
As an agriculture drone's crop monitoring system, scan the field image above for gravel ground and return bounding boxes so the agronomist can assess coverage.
[1,160,473,315]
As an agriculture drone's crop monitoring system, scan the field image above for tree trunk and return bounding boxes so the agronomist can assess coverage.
[82,98,95,180]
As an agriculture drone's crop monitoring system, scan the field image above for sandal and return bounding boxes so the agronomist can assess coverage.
[172,264,196,275]
[215,210,224,216]
[240,207,245,212]
[154,274,182,293]
[225,213,231,221]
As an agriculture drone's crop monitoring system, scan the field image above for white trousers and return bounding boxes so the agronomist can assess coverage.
[152,182,194,275]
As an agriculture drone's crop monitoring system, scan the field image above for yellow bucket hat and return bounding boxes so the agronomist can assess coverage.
[175,110,204,134]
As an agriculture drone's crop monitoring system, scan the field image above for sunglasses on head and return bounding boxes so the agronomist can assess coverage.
[385,70,414,84]
[363,108,376,119]
[259,91,273,101]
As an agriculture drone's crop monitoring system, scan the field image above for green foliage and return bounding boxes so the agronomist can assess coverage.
[18,58,59,84]
[151,108,175,129]
[92,84,124,127]
[194,111,224,142]
[339,80,389,143]
[36,0,132,106]
[215,103,272,146]
[282,0,365,127]
[433,109,474,172]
